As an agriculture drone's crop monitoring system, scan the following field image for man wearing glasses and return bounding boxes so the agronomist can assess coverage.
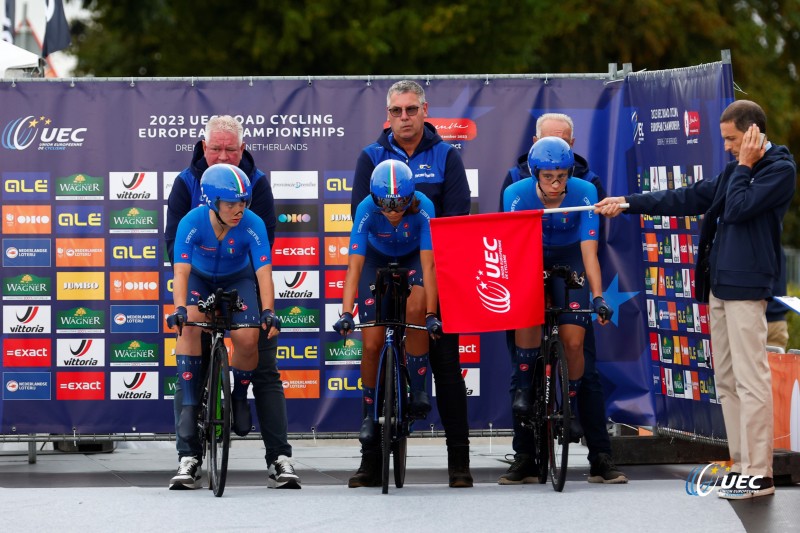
[349,80,473,488]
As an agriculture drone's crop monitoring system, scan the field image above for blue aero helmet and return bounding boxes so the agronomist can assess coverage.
[370,159,415,212]
[528,136,575,179]
[200,163,252,212]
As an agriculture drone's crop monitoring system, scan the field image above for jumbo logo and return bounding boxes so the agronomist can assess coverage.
[110,238,159,267]
[2,172,49,200]
[55,205,104,235]
[109,172,159,201]
[2,205,51,234]
[56,272,105,300]
[55,238,105,267]
[323,204,352,233]
[110,271,159,300]
[2,115,88,151]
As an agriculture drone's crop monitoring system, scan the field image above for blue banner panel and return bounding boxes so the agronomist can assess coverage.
[0,74,729,437]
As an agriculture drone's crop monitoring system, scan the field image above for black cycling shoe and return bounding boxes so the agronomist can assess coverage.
[177,405,199,441]
[358,417,376,446]
[232,399,252,437]
[512,388,532,417]
[408,390,432,418]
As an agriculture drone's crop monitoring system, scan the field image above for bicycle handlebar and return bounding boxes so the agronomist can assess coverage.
[354,321,428,331]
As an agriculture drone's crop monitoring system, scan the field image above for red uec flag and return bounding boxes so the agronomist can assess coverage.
[431,211,544,333]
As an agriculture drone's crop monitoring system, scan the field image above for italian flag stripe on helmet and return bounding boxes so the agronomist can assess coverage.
[227,165,246,194]
[388,161,398,196]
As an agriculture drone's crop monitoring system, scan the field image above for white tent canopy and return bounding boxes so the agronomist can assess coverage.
[0,40,44,78]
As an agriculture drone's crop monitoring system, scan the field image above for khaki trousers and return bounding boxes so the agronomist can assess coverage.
[709,294,773,477]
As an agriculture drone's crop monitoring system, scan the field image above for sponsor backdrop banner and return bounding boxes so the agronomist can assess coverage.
[0,69,731,436]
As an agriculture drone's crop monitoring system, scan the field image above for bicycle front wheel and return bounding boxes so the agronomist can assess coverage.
[546,339,570,492]
[208,340,231,497]
[381,345,396,495]
[393,363,409,488]
[533,354,548,484]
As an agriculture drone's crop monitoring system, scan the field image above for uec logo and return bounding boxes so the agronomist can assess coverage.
[2,116,87,151]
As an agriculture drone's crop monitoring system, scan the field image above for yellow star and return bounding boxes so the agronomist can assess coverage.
[45,118,52,125]
[28,118,39,127]
[725,466,731,472]
[39,116,45,120]
[710,466,719,474]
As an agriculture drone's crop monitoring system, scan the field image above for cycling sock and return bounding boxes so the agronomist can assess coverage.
[362,386,375,417]
[513,347,539,389]
[569,379,581,414]
[176,355,202,406]
[231,368,254,400]
[406,352,429,392]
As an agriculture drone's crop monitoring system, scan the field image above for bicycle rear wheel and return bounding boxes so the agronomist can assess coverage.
[380,345,396,494]
[208,341,231,497]
[393,363,409,488]
[546,339,570,492]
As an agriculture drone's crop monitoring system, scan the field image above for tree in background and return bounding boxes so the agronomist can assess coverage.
[72,0,799,243]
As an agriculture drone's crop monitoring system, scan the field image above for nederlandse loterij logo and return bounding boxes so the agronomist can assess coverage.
[55,174,104,200]
[685,463,764,497]
[475,236,511,314]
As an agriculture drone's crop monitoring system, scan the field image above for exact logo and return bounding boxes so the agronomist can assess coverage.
[56,371,105,400]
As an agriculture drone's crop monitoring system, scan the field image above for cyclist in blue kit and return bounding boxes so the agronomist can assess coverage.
[166,163,281,488]
[333,159,443,488]
[502,137,612,441]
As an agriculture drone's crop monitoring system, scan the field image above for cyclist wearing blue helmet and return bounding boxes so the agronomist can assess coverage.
[502,136,612,462]
[167,163,281,469]
[333,159,442,488]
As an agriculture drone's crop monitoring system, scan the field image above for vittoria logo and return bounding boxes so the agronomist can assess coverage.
[274,270,319,299]
[109,172,158,200]
[56,338,105,366]
[110,372,158,400]
[2,305,51,334]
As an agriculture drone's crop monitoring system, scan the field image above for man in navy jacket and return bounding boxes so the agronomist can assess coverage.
[597,100,796,499]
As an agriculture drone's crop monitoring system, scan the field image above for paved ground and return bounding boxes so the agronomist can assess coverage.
[0,436,797,532]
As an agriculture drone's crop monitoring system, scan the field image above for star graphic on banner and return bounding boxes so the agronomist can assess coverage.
[596,274,638,327]
[427,88,493,120]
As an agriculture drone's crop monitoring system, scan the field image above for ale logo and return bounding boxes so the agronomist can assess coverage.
[55,174,104,200]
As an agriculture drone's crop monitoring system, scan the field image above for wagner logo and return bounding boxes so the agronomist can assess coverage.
[55,206,104,235]
[458,335,480,364]
[2,115,88,151]
[2,205,51,234]
[55,174,104,200]
[2,172,49,201]
[3,338,51,367]
[475,237,511,314]
[3,305,51,334]
[56,338,105,366]
[270,171,319,200]
[323,204,352,233]
[278,370,320,399]
[3,273,51,300]
[110,238,159,267]
[110,271,159,300]
[110,372,158,400]
[109,172,158,201]
[57,271,105,300]
[324,269,347,299]
[274,270,320,299]
[56,306,105,334]
[55,238,105,267]
[272,236,319,266]
[323,171,354,199]
[325,337,362,365]
[276,305,320,332]
[109,206,158,233]
[110,340,158,366]
[56,371,105,400]
[323,237,349,266]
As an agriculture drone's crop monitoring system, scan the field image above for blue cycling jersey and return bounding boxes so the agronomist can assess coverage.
[173,205,272,277]
[502,177,599,246]
[349,191,436,257]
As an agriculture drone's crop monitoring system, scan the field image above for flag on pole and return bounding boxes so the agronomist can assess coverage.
[430,211,544,333]
[42,0,71,57]
[1,0,14,44]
